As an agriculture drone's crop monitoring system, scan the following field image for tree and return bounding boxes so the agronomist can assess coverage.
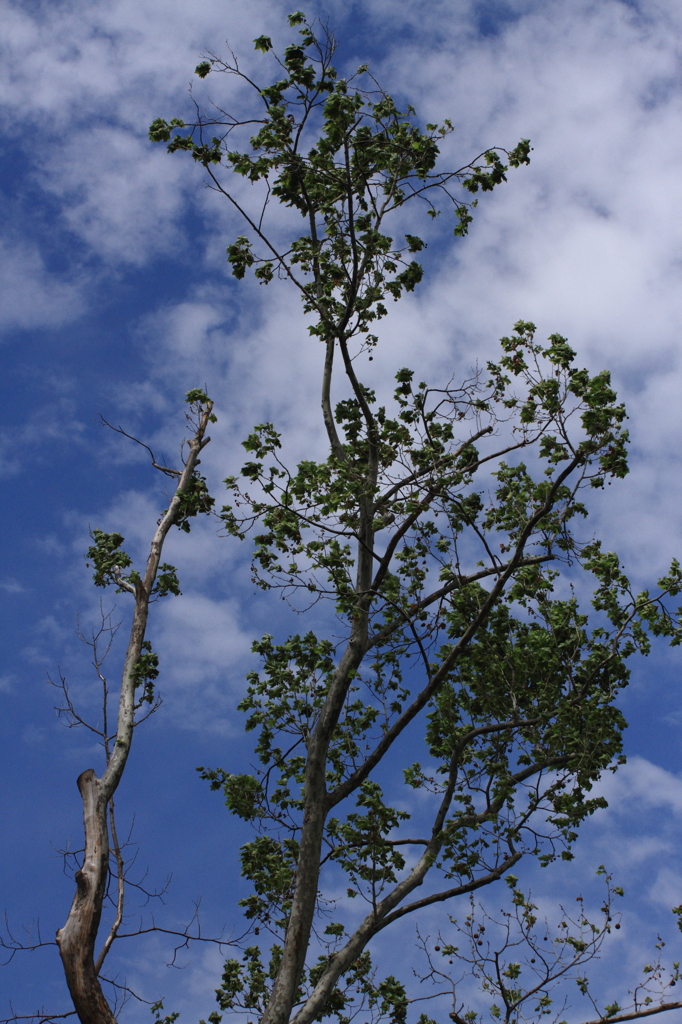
[6,11,682,1024]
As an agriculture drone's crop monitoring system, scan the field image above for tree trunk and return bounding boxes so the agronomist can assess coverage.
[56,769,117,1024]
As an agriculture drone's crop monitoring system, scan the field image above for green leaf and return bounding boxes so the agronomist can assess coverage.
[86,530,133,589]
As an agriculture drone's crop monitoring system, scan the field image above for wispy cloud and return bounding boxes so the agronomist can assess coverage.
[0,579,24,594]
[0,234,84,333]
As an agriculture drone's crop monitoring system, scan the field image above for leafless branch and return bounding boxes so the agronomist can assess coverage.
[98,417,181,477]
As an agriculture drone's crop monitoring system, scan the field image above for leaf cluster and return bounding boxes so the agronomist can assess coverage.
[149,13,531,350]
[216,939,409,1024]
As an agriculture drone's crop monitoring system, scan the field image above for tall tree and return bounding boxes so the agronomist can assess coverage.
[146,15,682,1024]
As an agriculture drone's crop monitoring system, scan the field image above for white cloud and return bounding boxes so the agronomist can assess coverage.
[0,397,87,478]
[597,755,682,819]
[0,235,83,333]
[153,591,252,719]
[648,866,682,909]
[0,579,24,594]
[0,0,280,126]
[39,127,191,265]
[0,0,293,266]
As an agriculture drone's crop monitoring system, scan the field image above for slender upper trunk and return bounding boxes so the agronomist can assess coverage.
[261,383,378,1024]
[321,338,345,461]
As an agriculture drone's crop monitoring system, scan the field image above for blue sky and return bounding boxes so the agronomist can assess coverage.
[3,0,682,1020]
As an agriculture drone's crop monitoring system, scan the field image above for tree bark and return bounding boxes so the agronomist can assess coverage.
[56,770,116,1024]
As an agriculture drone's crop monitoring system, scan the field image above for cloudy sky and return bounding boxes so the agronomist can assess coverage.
[2,0,682,1020]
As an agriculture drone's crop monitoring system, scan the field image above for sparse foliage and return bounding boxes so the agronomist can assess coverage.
[417,868,682,1024]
